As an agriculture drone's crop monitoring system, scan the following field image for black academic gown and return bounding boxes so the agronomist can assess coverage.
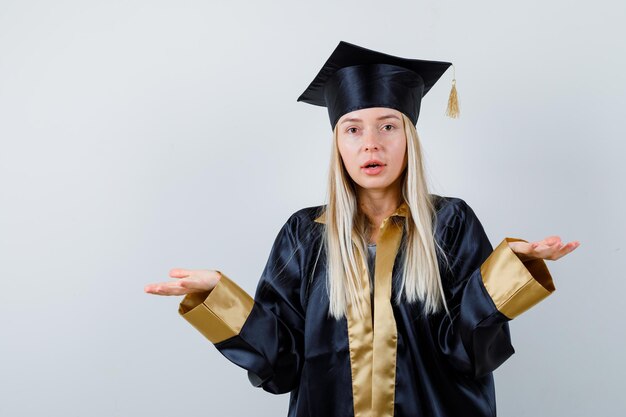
[178,195,555,417]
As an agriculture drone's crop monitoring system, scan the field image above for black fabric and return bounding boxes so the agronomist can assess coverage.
[212,195,514,417]
[297,40,452,129]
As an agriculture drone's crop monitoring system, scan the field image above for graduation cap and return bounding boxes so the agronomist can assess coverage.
[297,40,459,130]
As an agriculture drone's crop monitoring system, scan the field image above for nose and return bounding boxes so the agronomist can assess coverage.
[363,130,381,152]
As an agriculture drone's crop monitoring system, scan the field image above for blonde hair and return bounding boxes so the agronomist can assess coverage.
[323,112,451,321]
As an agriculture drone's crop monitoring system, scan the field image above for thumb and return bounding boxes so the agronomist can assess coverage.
[169,268,191,279]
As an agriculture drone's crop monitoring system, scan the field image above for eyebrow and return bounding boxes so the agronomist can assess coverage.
[339,114,401,125]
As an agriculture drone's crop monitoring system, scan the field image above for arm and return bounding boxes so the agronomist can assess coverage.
[433,199,556,379]
[178,215,306,394]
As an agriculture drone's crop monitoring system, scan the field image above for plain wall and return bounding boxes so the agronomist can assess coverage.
[1,0,624,415]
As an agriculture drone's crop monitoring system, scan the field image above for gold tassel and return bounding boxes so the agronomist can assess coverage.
[446,65,460,119]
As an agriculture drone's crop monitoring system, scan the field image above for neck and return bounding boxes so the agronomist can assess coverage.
[356,182,403,229]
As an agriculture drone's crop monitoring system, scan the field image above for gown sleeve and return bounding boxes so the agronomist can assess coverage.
[433,199,556,379]
[177,214,306,394]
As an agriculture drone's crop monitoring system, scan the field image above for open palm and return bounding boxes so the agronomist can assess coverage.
[144,269,222,296]
[508,235,580,263]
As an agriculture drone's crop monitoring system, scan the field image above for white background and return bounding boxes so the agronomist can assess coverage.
[1,0,624,416]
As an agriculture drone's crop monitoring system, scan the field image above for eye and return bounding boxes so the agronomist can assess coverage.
[347,127,358,134]
[383,124,394,131]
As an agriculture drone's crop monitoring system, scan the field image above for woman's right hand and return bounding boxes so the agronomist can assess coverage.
[144,269,222,296]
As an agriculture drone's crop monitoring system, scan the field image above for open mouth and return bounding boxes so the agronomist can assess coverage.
[361,159,385,169]
[361,161,386,175]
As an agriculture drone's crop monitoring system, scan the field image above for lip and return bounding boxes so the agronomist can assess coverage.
[360,159,386,168]
[361,165,385,175]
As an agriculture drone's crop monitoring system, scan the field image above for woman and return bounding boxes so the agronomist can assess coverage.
[145,41,579,417]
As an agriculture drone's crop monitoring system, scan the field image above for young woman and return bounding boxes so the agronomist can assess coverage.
[145,41,579,417]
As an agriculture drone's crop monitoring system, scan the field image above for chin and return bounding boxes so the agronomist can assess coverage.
[357,179,394,189]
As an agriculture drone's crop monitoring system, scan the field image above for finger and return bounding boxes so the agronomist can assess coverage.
[145,281,182,294]
[537,240,577,261]
[520,240,547,254]
[531,236,558,247]
[145,282,170,294]
[525,241,559,259]
[169,268,191,279]
[178,277,211,291]
[532,237,562,252]
[144,282,166,293]
[542,236,562,246]
[551,241,581,260]
[548,237,563,246]
[146,281,189,296]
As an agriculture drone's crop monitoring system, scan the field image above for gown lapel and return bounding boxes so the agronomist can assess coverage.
[315,202,408,417]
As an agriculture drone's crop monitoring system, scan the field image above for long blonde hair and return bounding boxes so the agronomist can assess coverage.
[323,112,451,321]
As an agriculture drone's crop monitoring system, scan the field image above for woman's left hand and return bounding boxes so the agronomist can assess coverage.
[508,236,580,262]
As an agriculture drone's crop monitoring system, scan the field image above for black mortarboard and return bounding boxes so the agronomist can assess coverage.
[297,40,459,130]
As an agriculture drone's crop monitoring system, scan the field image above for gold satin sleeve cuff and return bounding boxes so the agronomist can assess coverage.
[178,273,254,344]
[480,237,556,319]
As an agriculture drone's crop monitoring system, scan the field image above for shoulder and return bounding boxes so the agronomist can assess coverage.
[431,194,484,236]
[290,204,326,224]
[431,194,492,267]
[277,204,326,242]
[432,194,470,219]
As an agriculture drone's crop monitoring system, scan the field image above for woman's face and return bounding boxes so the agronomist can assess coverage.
[336,107,408,193]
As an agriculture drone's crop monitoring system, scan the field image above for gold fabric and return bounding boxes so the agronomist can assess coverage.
[371,215,404,416]
[480,237,556,319]
[177,202,552,413]
[178,274,254,344]
[345,250,374,417]
[314,202,408,417]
